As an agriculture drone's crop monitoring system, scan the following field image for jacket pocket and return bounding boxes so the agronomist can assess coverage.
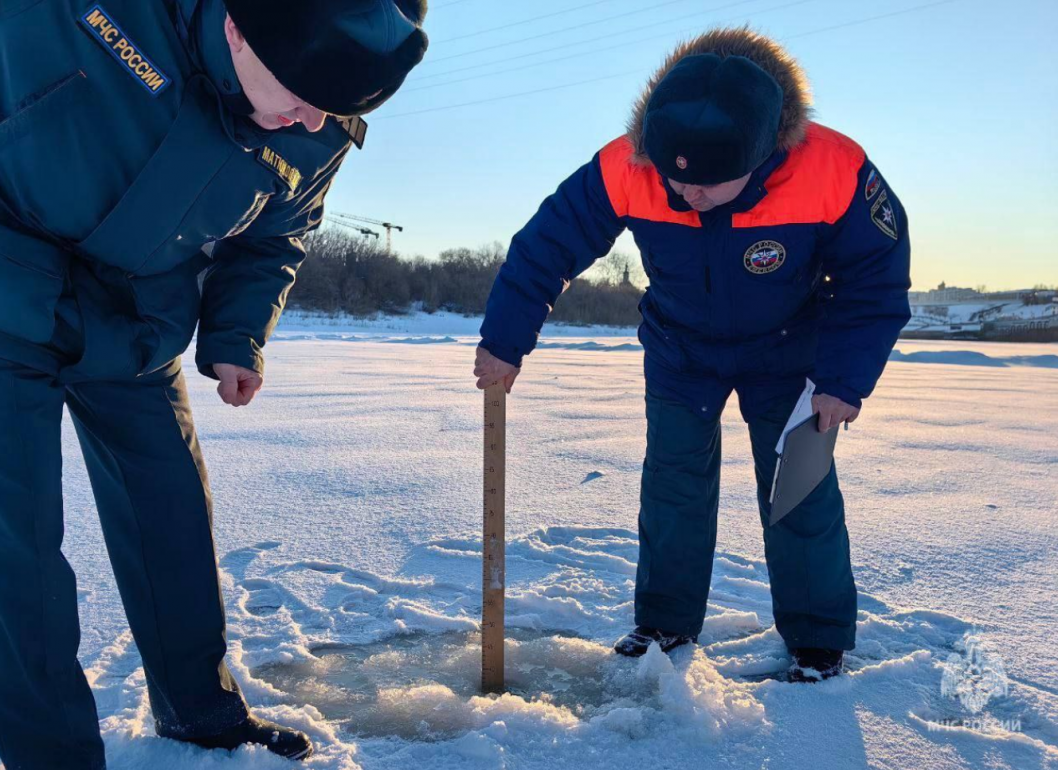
[75,76,239,276]
[779,325,818,374]
[638,310,686,373]
[731,250,815,337]
[0,255,65,344]
[0,0,45,19]
[0,224,69,343]
[126,250,211,374]
[0,70,95,242]
[0,71,88,146]
[740,323,818,377]
[642,243,699,282]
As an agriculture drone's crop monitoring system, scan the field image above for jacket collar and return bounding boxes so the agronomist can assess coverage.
[193,0,255,114]
[728,149,788,214]
[179,0,269,148]
[660,149,789,219]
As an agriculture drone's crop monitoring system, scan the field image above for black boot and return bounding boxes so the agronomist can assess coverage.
[614,626,698,657]
[788,648,844,682]
[182,714,314,761]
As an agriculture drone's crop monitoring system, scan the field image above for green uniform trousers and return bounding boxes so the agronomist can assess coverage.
[0,296,248,770]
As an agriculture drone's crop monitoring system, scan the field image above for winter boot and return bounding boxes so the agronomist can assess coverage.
[614,626,698,657]
[182,714,314,761]
[788,648,844,682]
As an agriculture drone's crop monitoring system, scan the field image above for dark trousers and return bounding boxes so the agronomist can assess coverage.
[635,382,857,651]
[0,318,248,769]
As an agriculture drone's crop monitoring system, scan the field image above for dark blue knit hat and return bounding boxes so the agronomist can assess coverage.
[642,53,783,185]
[226,0,429,117]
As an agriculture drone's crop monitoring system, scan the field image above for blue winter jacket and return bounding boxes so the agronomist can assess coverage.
[480,121,911,412]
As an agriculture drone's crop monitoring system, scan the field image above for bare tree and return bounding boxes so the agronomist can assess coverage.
[586,251,646,287]
[290,235,645,326]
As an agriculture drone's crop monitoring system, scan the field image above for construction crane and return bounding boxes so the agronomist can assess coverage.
[330,212,404,253]
[324,215,379,241]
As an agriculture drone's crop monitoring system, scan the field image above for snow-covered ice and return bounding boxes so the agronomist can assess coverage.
[26,318,1058,769]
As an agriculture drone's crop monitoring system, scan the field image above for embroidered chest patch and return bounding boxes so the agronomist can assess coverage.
[257,146,302,193]
[79,5,171,96]
[744,240,786,274]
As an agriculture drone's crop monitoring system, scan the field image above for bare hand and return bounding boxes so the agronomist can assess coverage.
[812,393,860,432]
[474,346,520,392]
[214,363,264,407]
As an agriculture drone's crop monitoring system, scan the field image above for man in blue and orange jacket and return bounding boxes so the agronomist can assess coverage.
[474,28,911,681]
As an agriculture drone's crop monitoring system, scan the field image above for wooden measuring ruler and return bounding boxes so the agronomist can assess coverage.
[481,383,506,693]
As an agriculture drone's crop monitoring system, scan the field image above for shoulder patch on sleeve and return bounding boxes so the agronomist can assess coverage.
[79,5,171,96]
[864,167,882,201]
[335,116,368,150]
[870,190,899,240]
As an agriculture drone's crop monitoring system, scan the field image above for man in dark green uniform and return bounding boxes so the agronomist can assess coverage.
[0,1,427,766]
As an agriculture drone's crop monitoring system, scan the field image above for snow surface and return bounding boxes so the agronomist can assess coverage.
[276,309,641,339]
[28,315,1058,769]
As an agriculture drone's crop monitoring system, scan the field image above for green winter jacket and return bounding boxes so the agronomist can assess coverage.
[0,0,362,378]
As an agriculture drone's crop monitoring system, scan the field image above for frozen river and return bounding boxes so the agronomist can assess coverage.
[42,321,1058,770]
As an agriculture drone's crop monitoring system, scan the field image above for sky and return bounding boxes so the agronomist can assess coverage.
[323,0,1058,292]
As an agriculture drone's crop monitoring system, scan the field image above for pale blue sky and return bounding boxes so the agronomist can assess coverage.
[324,0,1057,291]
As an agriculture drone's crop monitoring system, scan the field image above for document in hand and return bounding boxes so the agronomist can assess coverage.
[769,379,839,526]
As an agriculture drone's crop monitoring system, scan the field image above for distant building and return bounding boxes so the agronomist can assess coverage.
[908,284,980,305]
[986,291,1030,301]
[902,282,1058,341]
[907,283,1052,306]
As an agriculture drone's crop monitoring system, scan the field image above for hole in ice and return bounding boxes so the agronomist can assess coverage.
[255,629,621,740]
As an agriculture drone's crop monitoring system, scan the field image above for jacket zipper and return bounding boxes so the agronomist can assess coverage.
[705,265,712,294]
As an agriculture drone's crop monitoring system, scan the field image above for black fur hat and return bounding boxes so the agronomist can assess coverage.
[225,0,429,117]
[642,52,783,185]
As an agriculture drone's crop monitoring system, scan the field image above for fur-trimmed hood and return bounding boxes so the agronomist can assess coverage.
[627,26,812,165]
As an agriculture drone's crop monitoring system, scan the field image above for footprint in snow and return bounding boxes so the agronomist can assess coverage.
[197,526,1055,763]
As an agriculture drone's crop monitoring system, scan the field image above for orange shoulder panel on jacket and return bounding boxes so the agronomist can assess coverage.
[598,137,701,228]
[732,123,865,229]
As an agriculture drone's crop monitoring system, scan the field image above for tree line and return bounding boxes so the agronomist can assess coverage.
[288,229,646,327]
